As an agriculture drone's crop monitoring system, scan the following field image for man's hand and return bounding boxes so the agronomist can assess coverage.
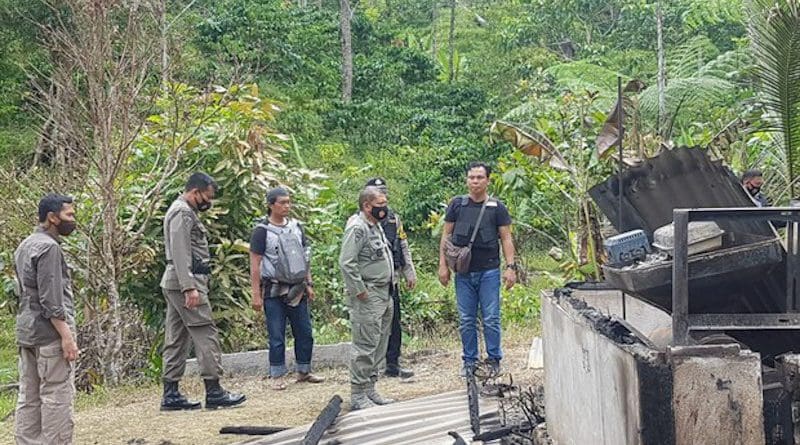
[307,286,316,301]
[184,289,200,309]
[503,268,517,290]
[406,278,417,290]
[252,294,263,311]
[356,291,368,301]
[61,336,78,362]
[438,265,451,287]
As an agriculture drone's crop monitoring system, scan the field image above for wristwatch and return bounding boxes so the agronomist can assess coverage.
[505,263,519,271]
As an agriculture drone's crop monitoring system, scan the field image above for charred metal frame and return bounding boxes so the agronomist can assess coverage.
[672,207,800,345]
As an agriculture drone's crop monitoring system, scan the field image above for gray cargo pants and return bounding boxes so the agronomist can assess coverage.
[161,288,223,381]
[15,340,75,445]
[349,284,394,387]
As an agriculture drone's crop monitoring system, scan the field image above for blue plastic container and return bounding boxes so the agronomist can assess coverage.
[604,229,650,266]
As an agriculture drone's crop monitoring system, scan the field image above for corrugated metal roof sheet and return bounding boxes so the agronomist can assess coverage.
[236,390,503,445]
[588,147,773,240]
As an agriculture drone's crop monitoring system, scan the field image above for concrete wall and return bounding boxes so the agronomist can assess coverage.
[543,293,646,445]
[670,345,765,445]
[568,288,672,340]
[543,289,766,445]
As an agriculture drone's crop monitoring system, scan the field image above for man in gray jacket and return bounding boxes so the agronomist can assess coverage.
[160,172,245,410]
[14,194,79,445]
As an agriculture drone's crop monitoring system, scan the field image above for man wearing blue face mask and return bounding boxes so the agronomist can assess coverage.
[160,172,246,411]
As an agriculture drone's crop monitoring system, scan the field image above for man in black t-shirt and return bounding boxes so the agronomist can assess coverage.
[438,162,518,376]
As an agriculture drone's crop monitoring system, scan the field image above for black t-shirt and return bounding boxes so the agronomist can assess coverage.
[444,197,512,272]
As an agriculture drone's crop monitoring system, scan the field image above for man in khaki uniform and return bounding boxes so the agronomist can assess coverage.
[160,172,245,410]
[364,178,417,378]
[14,194,79,445]
[339,186,396,410]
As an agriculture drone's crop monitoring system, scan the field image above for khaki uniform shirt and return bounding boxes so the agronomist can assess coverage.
[14,227,75,347]
[160,196,210,294]
[339,212,395,299]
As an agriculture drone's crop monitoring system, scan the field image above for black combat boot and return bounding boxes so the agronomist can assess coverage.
[204,379,246,409]
[385,363,414,378]
[160,380,201,411]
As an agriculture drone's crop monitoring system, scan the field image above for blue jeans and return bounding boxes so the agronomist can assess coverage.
[264,296,314,377]
[455,268,502,365]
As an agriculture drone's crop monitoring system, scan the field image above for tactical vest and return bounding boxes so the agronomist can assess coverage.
[381,208,406,269]
[451,196,499,250]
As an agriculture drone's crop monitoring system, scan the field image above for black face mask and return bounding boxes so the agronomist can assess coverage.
[748,186,761,196]
[197,200,212,212]
[370,205,388,221]
[57,220,76,236]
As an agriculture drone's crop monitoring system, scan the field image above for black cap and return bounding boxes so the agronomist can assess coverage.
[365,177,388,188]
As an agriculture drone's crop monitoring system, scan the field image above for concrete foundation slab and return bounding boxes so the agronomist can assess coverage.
[184,342,352,376]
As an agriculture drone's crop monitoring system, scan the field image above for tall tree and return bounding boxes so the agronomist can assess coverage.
[431,1,438,59]
[30,0,219,384]
[340,0,353,102]
[448,0,455,83]
[656,0,666,137]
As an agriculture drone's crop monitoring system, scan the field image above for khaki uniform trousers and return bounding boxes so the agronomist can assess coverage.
[161,288,223,381]
[15,340,75,445]
[349,284,394,387]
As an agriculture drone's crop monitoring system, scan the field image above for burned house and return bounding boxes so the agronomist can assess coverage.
[544,147,800,445]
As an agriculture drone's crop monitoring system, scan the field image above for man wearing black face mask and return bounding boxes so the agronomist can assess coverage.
[14,194,79,445]
[364,178,417,379]
[339,186,396,410]
[741,169,770,207]
[160,172,245,411]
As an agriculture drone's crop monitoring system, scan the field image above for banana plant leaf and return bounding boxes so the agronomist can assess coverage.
[490,120,571,171]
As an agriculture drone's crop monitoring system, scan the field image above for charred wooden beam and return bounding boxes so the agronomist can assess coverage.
[301,395,343,445]
[473,422,535,441]
[219,426,289,435]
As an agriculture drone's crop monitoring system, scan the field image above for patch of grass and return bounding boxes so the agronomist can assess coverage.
[0,316,17,386]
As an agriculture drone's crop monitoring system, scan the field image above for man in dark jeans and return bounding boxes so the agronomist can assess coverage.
[365,178,417,378]
[249,187,324,390]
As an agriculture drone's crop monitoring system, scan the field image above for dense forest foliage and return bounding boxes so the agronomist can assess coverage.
[0,0,797,385]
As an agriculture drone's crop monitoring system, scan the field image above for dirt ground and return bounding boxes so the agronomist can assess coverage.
[0,329,538,445]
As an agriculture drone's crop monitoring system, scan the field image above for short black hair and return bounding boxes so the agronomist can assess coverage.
[266,187,290,215]
[467,161,492,177]
[38,194,73,223]
[185,172,218,193]
[741,169,763,182]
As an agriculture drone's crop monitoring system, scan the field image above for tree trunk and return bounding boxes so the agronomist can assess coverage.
[656,0,666,138]
[159,0,169,87]
[431,1,438,59]
[448,0,455,83]
[339,0,353,103]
